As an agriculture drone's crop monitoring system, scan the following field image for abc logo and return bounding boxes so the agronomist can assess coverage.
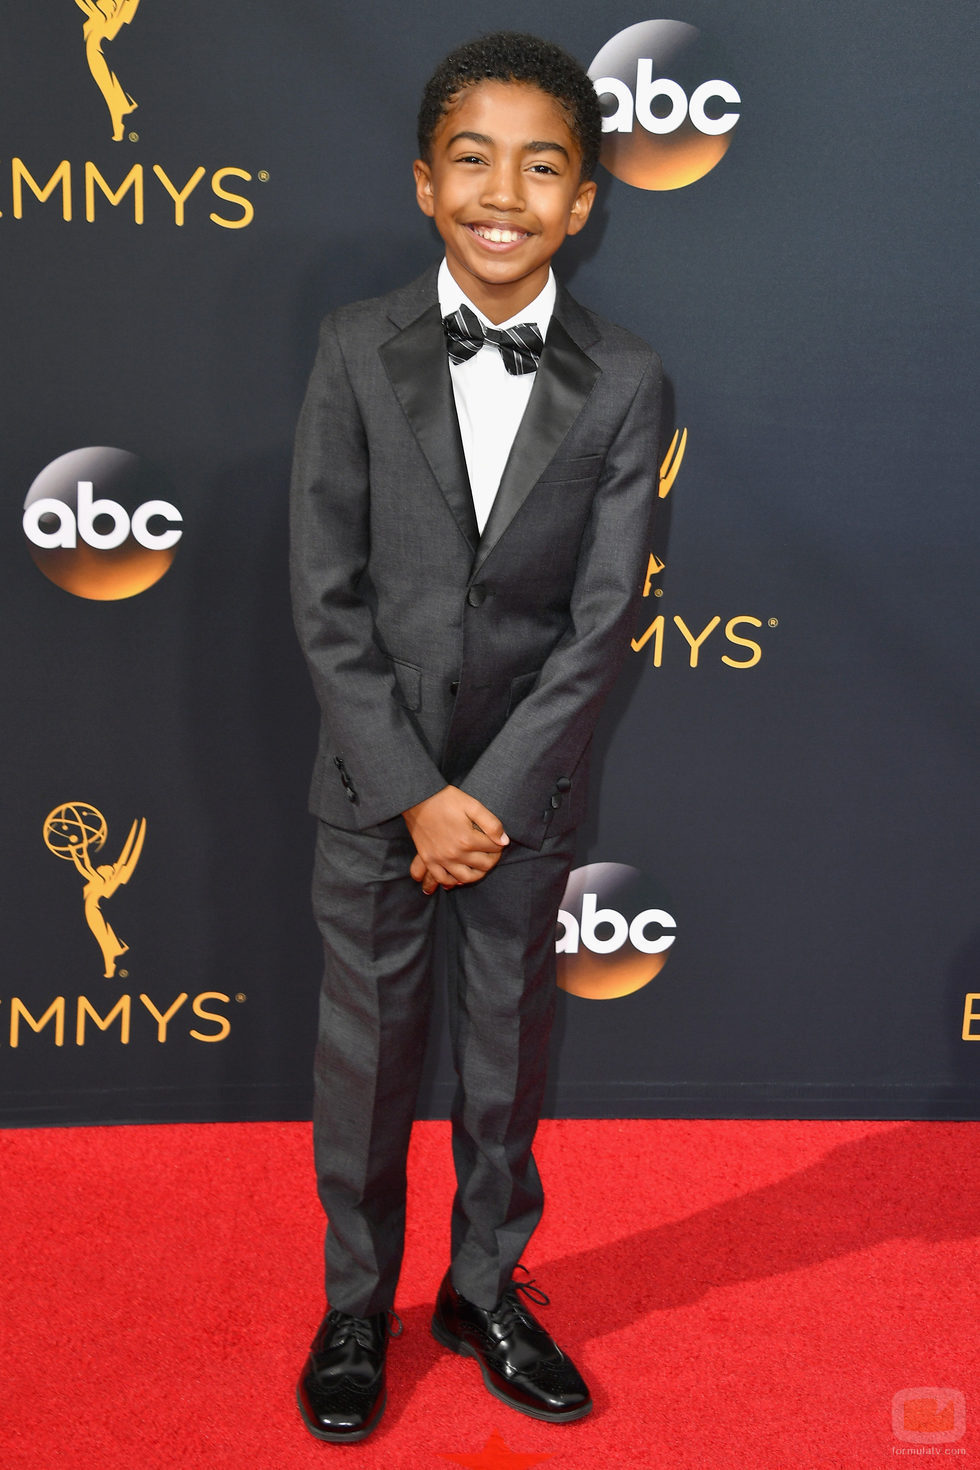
[556,862,677,1000]
[23,447,182,600]
[589,20,740,190]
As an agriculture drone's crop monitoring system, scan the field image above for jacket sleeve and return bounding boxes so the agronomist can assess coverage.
[460,353,663,848]
[289,314,445,827]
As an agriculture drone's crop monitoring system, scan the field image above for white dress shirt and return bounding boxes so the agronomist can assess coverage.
[438,258,556,533]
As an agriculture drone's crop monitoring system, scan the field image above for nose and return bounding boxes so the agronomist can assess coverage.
[480,160,524,212]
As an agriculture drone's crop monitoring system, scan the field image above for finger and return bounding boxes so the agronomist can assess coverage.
[416,856,451,894]
[455,827,505,856]
[463,798,509,846]
[453,848,498,874]
[443,858,497,885]
[427,862,458,889]
[458,865,491,884]
[456,855,506,885]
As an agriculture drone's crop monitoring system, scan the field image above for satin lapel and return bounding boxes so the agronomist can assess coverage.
[474,315,600,574]
[379,302,479,552]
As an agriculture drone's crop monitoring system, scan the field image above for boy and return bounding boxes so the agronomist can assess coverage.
[290,32,662,1443]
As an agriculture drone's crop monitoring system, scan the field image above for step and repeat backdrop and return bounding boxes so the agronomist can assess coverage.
[1,2,976,1124]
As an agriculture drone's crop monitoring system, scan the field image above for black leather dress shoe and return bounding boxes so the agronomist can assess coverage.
[431,1269,592,1423]
[297,1307,396,1442]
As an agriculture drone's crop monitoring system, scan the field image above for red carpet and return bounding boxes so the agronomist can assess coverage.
[2,1119,978,1468]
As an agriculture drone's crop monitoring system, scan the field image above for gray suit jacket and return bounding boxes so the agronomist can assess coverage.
[290,265,662,851]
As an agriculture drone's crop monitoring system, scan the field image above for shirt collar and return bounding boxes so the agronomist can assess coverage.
[438,258,556,334]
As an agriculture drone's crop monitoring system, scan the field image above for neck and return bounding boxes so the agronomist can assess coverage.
[445,257,550,325]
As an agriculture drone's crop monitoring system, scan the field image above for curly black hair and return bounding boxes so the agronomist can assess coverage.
[417,32,602,181]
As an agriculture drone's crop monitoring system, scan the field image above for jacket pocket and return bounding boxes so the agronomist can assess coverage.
[387,655,422,712]
[507,669,540,715]
[535,454,604,485]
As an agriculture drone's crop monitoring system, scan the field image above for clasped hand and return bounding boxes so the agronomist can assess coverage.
[402,785,508,894]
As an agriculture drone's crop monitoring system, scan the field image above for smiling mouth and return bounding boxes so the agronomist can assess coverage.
[467,224,530,244]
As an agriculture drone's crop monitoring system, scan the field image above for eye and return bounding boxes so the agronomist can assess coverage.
[528,162,559,175]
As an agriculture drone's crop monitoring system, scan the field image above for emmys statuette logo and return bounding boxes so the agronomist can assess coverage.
[23,447,182,600]
[589,20,740,190]
[44,802,146,979]
[75,0,142,142]
[556,863,677,1000]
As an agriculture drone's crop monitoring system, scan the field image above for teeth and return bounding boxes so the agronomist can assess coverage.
[474,226,525,243]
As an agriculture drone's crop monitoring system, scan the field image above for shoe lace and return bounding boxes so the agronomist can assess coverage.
[511,1262,550,1308]
[324,1307,403,1349]
[492,1263,551,1334]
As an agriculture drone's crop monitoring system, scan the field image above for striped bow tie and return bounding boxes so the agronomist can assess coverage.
[443,302,544,376]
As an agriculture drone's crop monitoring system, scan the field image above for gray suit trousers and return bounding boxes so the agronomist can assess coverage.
[311,818,575,1314]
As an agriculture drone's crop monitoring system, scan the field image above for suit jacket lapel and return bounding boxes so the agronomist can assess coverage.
[379,269,602,568]
[379,273,479,552]
[474,288,601,574]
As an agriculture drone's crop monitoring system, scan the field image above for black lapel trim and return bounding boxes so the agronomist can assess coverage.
[474,314,600,573]
[379,300,478,552]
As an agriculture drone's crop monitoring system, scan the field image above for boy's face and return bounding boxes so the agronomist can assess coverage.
[414,80,596,323]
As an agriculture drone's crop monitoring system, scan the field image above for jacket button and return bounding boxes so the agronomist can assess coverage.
[466,584,487,608]
[556,777,571,792]
[449,680,459,696]
[345,789,358,804]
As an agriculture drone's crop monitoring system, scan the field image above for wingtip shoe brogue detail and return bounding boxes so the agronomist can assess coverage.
[297,1307,400,1443]
[431,1269,592,1423]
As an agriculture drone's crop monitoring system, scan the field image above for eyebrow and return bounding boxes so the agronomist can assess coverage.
[446,130,570,161]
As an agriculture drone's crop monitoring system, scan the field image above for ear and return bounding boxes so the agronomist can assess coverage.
[413,159,435,218]
[566,178,597,237]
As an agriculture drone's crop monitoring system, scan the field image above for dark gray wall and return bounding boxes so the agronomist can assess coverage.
[1,1,976,1123]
